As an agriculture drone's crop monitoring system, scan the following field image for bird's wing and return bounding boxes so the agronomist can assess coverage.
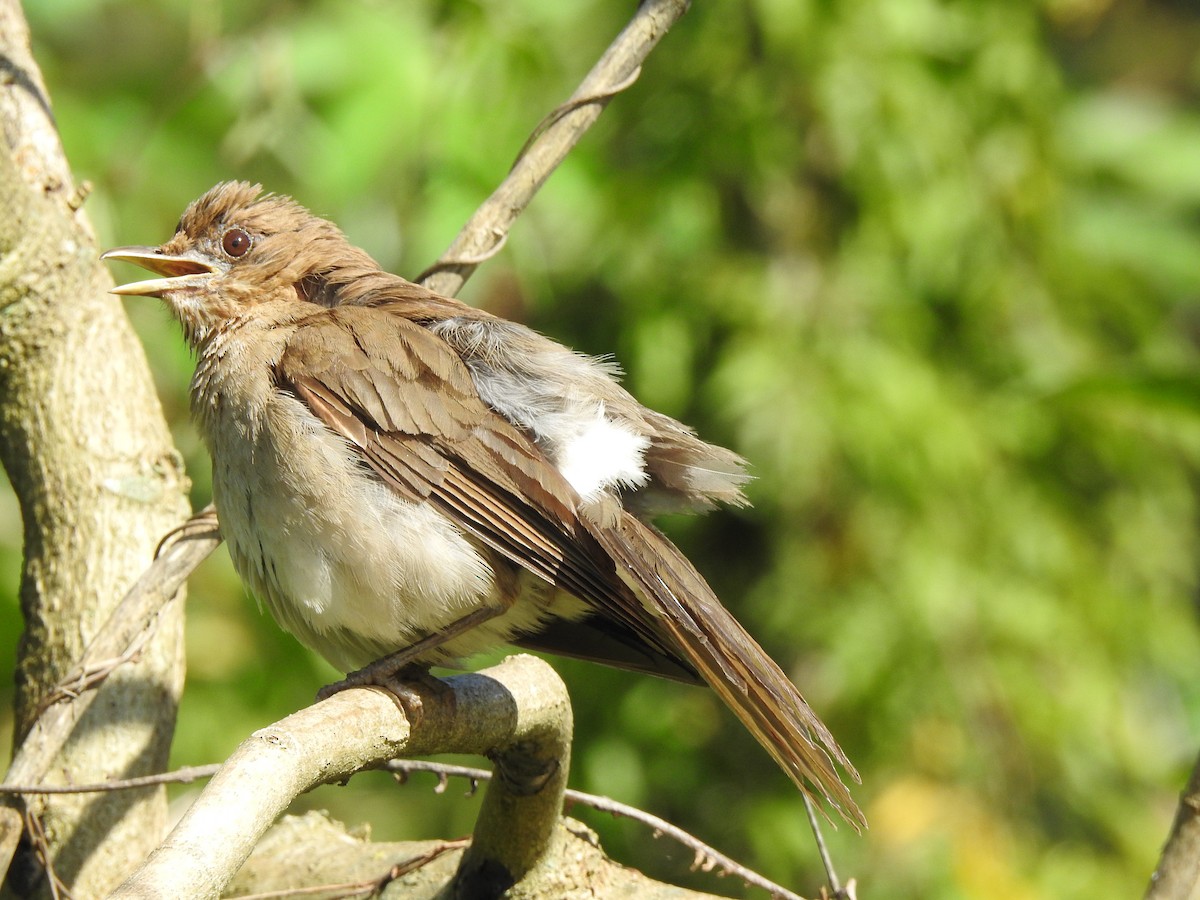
[273,305,693,679]
[582,510,866,828]
[275,305,861,824]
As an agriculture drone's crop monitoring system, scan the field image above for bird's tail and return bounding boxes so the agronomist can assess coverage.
[582,510,865,830]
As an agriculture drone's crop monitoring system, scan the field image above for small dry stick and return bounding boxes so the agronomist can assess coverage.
[804,793,844,897]
[1146,745,1200,899]
[0,766,221,795]
[24,808,73,900]
[224,839,469,900]
[418,0,691,296]
[0,506,220,879]
[384,759,813,900]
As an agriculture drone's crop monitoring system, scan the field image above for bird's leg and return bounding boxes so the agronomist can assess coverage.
[316,604,508,703]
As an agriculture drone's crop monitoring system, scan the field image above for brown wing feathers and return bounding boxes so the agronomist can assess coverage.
[276,305,861,825]
[276,308,688,672]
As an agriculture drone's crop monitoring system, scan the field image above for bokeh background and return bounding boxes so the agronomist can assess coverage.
[3,0,1200,896]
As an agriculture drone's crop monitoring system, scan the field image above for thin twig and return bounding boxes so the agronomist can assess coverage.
[0,505,220,879]
[154,504,219,558]
[417,0,692,296]
[507,66,643,171]
[24,808,74,900]
[1147,745,1200,899]
[0,765,220,795]
[32,632,152,714]
[383,759,811,900]
[804,792,842,897]
[230,879,379,900]
[226,839,469,900]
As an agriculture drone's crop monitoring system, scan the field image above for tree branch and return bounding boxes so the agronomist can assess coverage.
[417,0,691,296]
[228,812,724,900]
[110,655,572,900]
[0,758,818,900]
[1146,746,1200,899]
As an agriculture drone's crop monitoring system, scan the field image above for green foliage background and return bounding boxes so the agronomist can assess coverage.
[3,0,1199,896]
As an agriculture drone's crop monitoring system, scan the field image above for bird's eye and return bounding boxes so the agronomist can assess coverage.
[221,228,252,258]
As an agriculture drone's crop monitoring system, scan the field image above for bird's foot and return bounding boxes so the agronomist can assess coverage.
[318,650,424,701]
[317,604,507,715]
[318,662,449,727]
[155,504,220,558]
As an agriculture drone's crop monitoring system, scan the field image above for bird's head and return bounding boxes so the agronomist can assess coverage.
[103,182,379,345]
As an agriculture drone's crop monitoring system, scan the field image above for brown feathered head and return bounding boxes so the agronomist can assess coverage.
[103,182,382,344]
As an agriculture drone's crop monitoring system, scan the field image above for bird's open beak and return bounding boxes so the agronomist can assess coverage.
[101,246,215,297]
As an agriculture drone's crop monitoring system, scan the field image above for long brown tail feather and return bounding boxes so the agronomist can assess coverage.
[583,511,865,830]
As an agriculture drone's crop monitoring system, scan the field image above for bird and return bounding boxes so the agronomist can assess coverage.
[102,181,863,826]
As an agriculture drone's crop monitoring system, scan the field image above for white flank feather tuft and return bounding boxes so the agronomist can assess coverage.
[557,411,649,501]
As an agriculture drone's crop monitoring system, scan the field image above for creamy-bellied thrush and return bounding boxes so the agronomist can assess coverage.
[103,182,862,826]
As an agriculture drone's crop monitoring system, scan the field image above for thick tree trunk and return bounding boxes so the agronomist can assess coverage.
[0,1,189,896]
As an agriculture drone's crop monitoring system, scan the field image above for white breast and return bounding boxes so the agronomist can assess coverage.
[210,390,496,667]
[194,322,559,672]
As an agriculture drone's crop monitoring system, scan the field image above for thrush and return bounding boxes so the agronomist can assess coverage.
[103,182,862,826]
